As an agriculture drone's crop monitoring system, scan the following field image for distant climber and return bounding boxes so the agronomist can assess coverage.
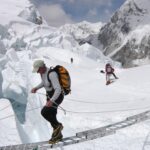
[105,63,118,85]
[70,57,73,64]
[35,16,43,25]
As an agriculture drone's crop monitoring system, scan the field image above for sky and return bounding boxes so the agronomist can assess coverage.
[30,0,126,27]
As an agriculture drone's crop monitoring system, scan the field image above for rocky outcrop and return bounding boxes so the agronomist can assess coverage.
[97,0,150,67]
[112,35,150,67]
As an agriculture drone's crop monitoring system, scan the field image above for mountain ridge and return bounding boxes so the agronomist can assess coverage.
[95,0,150,67]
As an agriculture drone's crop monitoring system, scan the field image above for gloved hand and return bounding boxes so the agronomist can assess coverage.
[46,100,53,107]
[31,88,38,93]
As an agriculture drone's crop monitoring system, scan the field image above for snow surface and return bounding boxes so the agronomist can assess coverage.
[1,47,150,150]
[0,0,150,150]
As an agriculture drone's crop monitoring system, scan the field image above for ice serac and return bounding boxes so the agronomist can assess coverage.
[0,0,46,53]
[0,0,50,145]
[98,0,150,67]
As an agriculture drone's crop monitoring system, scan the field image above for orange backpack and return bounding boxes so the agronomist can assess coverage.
[48,65,71,95]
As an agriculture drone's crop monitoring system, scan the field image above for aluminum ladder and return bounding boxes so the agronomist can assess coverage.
[1,110,150,150]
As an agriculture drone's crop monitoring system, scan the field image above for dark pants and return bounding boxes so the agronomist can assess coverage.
[111,72,118,79]
[41,90,64,129]
[106,72,118,82]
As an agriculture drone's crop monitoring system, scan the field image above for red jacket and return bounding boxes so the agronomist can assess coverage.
[105,65,114,74]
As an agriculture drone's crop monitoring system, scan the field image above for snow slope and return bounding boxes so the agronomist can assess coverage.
[1,47,150,150]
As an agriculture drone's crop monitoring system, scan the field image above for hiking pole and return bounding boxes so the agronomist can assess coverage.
[36,92,66,115]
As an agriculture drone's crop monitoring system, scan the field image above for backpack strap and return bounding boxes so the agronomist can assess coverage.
[47,67,64,94]
[47,67,55,85]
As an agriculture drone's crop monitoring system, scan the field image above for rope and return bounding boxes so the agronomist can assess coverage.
[42,92,66,115]
[37,92,131,105]
[66,97,129,104]
[0,92,150,121]
[0,103,150,121]
[0,103,13,112]
[36,92,150,113]
[0,104,65,121]
[0,106,41,121]
[0,101,17,112]
[65,106,150,114]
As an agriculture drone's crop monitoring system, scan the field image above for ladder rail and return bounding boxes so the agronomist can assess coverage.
[76,111,150,137]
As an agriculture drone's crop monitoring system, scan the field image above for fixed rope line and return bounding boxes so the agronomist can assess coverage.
[1,94,150,121]
[36,92,143,105]
[36,92,150,114]
[36,92,150,113]
[1,103,150,122]
[0,104,66,122]
[65,97,149,104]
[65,107,150,114]
[0,99,18,112]
[0,103,13,112]
[66,97,129,104]
[0,106,42,121]
[0,91,130,115]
